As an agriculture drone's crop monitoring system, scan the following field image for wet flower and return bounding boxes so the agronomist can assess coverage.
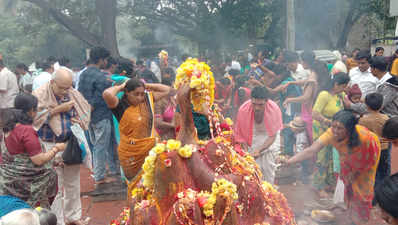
[164,159,172,167]
[166,139,181,151]
[178,145,193,158]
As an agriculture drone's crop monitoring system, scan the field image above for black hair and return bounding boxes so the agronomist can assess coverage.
[375,47,384,53]
[301,51,316,66]
[115,57,134,78]
[352,48,360,54]
[282,51,299,63]
[370,56,388,72]
[251,86,269,100]
[41,62,53,71]
[365,92,383,111]
[140,69,159,83]
[382,117,398,139]
[0,59,4,67]
[322,72,350,91]
[16,63,29,71]
[273,64,290,79]
[37,208,57,225]
[105,57,117,70]
[219,77,231,86]
[58,57,70,67]
[136,60,144,66]
[46,56,57,64]
[161,68,176,86]
[0,94,38,133]
[235,75,249,89]
[332,110,360,148]
[228,69,240,77]
[375,173,398,219]
[355,50,371,62]
[89,47,110,64]
[125,78,145,93]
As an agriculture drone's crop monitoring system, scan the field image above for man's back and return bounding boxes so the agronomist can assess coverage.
[359,112,389,150]
[0,67,19,108]
[78,66,112,124]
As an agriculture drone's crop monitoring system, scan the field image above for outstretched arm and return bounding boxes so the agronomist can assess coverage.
[287,140,324,165]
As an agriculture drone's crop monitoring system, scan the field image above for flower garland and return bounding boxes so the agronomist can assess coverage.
[177,178,238,218]
[110,207,130,225]
[174,58,215,113]
[142,139,196,189]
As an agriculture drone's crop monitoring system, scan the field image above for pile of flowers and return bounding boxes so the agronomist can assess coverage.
[110,207,130,225]
[142,139,196,189]
[177,178,238,219]
[174,58,215,112]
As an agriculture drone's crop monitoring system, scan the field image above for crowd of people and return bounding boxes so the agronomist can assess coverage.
[0,45,398,225]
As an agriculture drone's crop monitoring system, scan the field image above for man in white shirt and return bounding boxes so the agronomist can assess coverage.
[348,50,378,99]
[284,51,309,81]
[0,58,19,108]
[32,62,54,91]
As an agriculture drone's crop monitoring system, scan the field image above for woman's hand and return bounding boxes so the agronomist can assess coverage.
[283,98,291,108]
[54,143,67,153]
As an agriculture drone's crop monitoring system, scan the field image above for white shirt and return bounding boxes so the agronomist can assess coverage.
[74,67,87,90]
[0,67,19,108]
[32,71,52,91]
[291,64,309,81]
[295,131,309,153]
[349,67,378,98]
[377,72,393,88]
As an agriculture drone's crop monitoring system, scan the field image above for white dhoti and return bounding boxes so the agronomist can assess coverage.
[249,122,280,184]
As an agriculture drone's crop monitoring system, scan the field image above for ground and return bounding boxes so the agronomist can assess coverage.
[78,167,387,225]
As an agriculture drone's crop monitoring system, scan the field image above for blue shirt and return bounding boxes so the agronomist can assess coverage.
[78,66,113,124]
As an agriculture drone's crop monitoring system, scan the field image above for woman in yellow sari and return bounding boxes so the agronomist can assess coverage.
[103,78,172,181]
[311,72,350,197]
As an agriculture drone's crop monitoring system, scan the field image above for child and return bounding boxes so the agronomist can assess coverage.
[288,116,311,183]
[358,93,390,188]
[345,84,367,115]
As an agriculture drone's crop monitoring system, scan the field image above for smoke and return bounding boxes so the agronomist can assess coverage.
[117,16,139,59]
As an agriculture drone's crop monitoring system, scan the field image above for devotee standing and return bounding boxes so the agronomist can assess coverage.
[33,68,91,225]
[234,86,283,184]
[0,57,19,109]
[32,62,54,91]
[16,63,33,93]
[287,110,381,225]
[103,78,172,181]
[370,56,398,117]
[382,117,398,175]
[283,51,309,81]
[359,93,390,188]
[348,50,378,99]
[346,48,360,71]
[78,47,120,186]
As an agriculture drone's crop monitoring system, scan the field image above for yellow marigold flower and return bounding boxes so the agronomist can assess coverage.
[225,117,233,126]
[262,181,276,192]
[131,188,144,198]
[153,143,166,154]
[178,145,193,158]
[166,139,181,151]
[190,76,202,89]
[203,209,213,217]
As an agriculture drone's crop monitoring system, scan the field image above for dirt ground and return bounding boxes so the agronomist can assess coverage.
[78,167,387,225]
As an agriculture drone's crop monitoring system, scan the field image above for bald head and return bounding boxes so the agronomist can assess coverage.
[51,67,73,97]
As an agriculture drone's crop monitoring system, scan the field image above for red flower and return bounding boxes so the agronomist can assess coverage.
[197,196,208,207]
[164,159,172,167]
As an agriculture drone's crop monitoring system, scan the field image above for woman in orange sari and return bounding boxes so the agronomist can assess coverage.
[103,78,172,181]
[286,110,381,225]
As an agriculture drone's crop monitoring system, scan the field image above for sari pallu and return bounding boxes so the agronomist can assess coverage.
[340,126,381,221]
[118,92,156,181]
[0,138,57,208]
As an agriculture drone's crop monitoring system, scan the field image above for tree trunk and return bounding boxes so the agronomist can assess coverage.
[24,0,120,56]
[335,2,360,49]
[96,0,120,56]
[286,0,295,51]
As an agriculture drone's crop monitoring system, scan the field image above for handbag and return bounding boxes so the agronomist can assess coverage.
[62,134,83,165]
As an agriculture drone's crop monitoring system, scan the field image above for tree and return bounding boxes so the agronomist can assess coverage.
[131,0,270,54]
[20,0,120,56]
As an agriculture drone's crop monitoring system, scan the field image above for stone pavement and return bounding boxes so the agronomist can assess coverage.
[78,166,387,225]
